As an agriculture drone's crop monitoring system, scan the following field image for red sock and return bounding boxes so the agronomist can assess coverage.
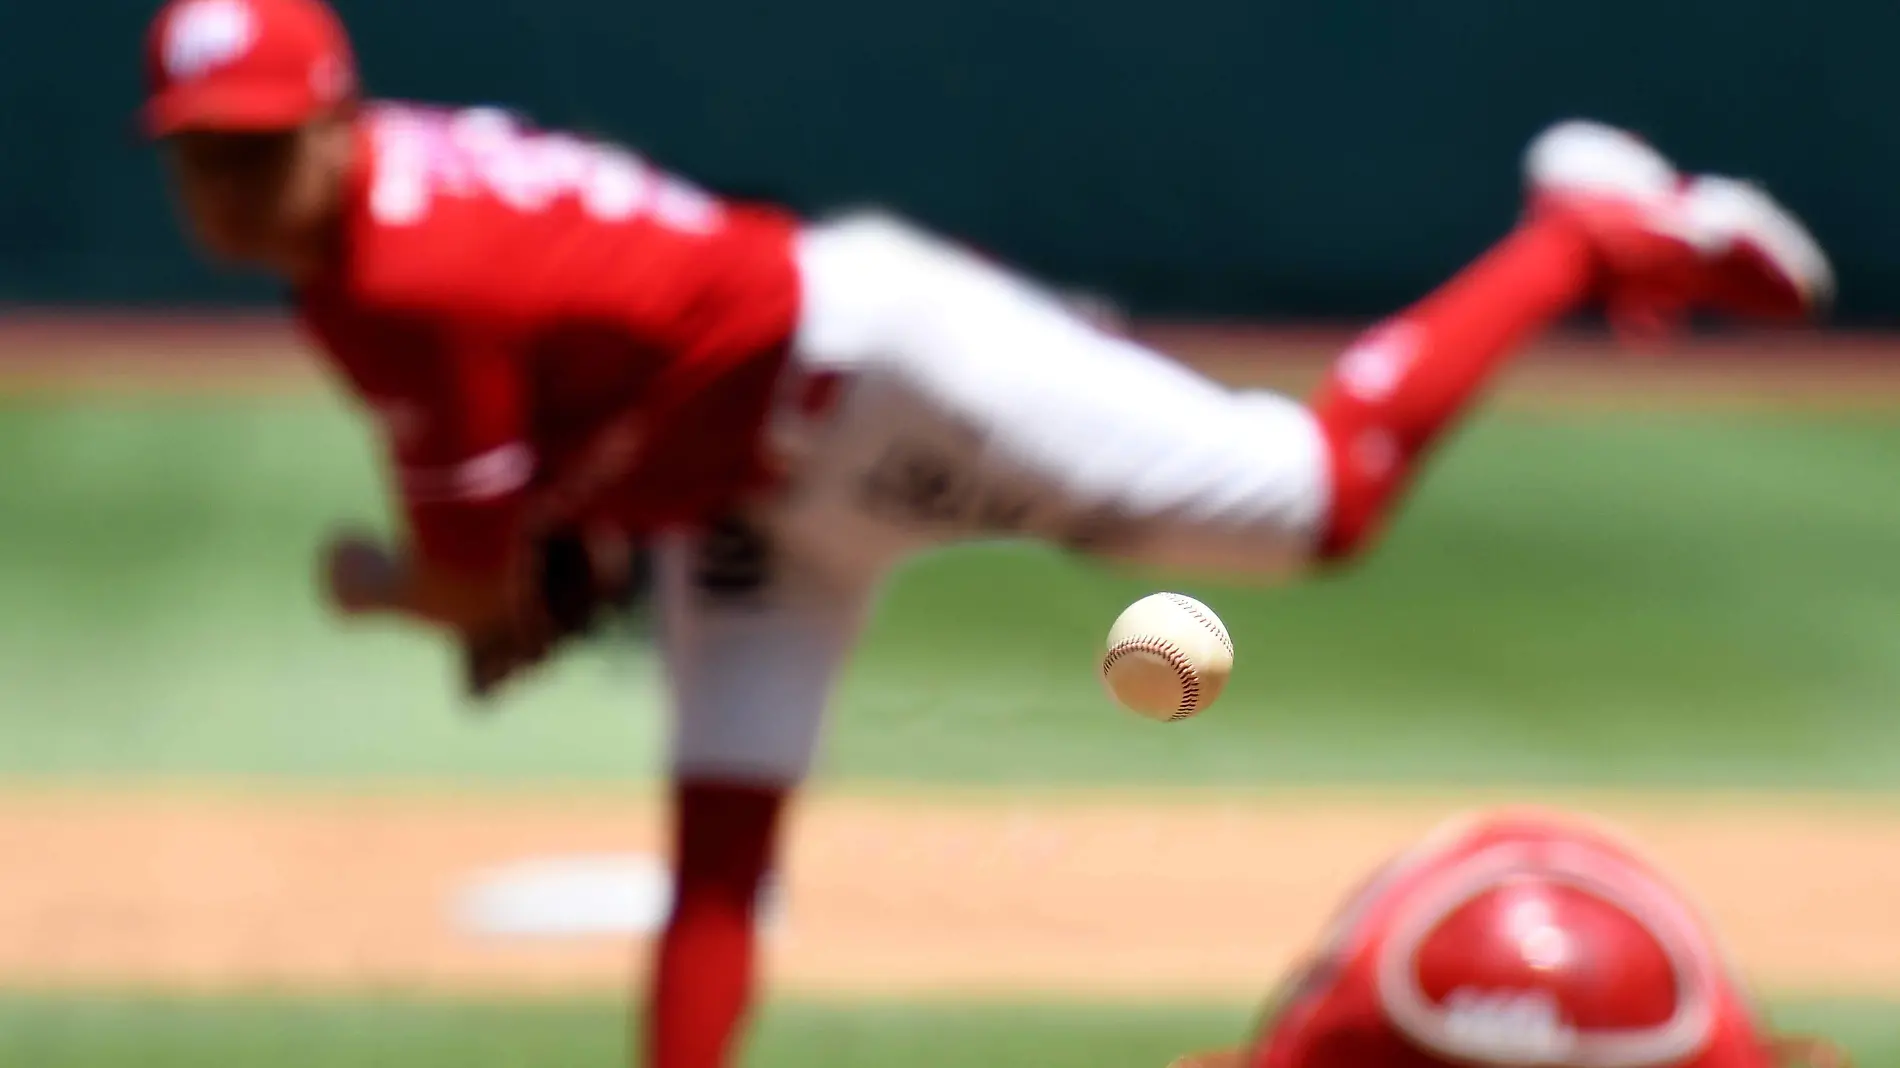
[644,780,787,1068]
[1311,216,1598,558]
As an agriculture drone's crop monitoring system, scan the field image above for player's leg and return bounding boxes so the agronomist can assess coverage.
[789,215,1332,576]
[641,516,881,1068]
[1302,204,1601,559]
[1310,121,1832,559]
[646,778,783,1068]
[787,121,1831,579]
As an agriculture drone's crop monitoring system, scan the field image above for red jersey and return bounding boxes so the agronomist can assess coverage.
[298,102,801,576]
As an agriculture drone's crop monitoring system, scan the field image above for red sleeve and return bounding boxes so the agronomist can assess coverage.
[376,326,531,579]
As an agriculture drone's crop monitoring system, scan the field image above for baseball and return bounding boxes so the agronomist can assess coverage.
[1100,593,1234,721]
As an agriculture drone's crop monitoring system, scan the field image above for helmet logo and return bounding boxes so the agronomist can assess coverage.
[1375,842,1719,1068]
[1441,988,1579,1064]
[163,0,258,81]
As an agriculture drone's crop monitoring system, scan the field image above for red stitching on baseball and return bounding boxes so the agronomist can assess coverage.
[1165,594,1233,656]
[1102,636,1199,718]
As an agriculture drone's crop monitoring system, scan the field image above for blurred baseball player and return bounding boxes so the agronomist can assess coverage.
[1165,809,1849,1068]
[141,0,1833,1065]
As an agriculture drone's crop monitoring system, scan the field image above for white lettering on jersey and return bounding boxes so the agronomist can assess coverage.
[367,105,724,233]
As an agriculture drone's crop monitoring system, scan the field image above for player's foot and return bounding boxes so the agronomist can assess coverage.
[1523,120,1834,330]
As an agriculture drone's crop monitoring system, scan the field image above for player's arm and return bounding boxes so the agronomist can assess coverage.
[329,327,534,636]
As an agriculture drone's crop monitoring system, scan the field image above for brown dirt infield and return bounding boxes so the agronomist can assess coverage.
[7,316,1900,410]
[4,787,1899,1000]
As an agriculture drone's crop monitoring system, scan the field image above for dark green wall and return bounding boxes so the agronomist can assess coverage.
[6,0,1895,319]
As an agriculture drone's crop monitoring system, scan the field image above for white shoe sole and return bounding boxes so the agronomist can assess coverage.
[1524,120,1678,201]
[1684,176,1836,309]
[1526,119,1835,312]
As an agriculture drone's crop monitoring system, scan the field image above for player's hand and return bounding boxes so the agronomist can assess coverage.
[322,530,553,703]
[323,532,405,615]
[320,530,531,636]
[320,526,646,703]
[323,524,520,623]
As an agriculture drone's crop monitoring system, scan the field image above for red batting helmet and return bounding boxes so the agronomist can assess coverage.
[1230,809,1847,1068]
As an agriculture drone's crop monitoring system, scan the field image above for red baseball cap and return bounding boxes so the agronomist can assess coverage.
[141,0,357,137]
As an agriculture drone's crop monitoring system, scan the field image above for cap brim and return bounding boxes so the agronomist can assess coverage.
[141,83,317,138]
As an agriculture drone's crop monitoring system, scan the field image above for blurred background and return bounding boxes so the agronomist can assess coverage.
[4,0,1900,1065]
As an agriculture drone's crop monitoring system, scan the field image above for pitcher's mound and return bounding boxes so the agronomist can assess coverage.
[454,853,784,939]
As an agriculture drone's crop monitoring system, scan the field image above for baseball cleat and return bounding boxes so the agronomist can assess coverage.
[1524,120,1834,329]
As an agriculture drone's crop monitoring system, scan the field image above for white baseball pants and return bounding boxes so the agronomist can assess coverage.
[658,213,1332,784]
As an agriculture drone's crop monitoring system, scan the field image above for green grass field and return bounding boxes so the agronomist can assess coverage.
[4,998,1893,1068]
[3,393,1898,1066]
[1,397,1898,786]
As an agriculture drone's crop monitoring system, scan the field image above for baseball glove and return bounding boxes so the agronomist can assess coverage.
[461,527,649,701]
